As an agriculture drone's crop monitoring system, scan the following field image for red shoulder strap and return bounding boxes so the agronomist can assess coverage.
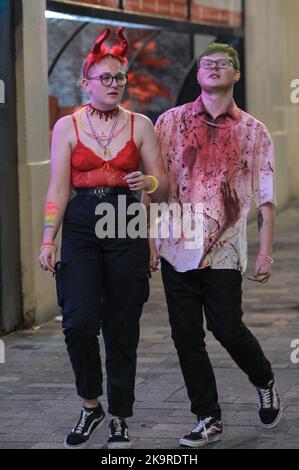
[130,112,134,141]
[71,114,79,142]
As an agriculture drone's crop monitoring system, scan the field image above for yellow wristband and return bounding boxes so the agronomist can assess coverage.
[144,175,159,194]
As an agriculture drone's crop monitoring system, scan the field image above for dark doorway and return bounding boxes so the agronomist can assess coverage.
[176,37,246,110]
[0,0,22,334]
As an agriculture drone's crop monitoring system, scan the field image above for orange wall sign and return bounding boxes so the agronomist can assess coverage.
[123,0,188,20]
[70,0,120,8]
[191,0,242,27]
[58,1,242,27]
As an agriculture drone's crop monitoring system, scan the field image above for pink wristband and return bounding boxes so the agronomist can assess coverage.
[41,242,57,248]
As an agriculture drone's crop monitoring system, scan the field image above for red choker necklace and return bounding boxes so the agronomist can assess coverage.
[87,103,119,121]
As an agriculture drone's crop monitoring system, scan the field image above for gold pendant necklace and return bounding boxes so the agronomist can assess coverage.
[103,146,110,158]
[86,108,120,159]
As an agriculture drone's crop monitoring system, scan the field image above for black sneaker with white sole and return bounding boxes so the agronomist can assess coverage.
[179,417,222,448]
[256,378,282,428]
[107,417,132,449]
[64,403,105,449]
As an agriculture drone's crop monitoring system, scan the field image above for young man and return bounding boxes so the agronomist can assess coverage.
[153,43,281,447]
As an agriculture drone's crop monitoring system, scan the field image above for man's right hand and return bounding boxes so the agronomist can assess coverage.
[149,239,160,272]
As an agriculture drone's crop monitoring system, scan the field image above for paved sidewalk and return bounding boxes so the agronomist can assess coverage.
[0,201,299,449]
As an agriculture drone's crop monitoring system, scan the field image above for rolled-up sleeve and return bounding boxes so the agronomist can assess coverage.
[252,123,277,208]
[155,113,171,171]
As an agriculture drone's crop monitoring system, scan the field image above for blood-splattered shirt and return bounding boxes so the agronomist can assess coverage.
[155,94,276,273]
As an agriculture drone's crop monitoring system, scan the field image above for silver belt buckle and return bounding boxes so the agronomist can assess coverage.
[95,187,105,198]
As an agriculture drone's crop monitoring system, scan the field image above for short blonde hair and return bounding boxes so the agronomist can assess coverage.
[197,43,240,70]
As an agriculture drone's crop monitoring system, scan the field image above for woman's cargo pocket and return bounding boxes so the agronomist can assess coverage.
[130,267,151,304]
[54,261,65,307]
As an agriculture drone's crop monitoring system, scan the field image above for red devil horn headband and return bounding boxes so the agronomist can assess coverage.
[116,27,128,57]
[92,28,111,55]
[84,27,128,79]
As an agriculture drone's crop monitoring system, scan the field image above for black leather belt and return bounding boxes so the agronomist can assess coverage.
[75,187,133,198]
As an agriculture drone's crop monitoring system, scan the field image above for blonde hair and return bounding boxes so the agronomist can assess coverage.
[197,43,240,70]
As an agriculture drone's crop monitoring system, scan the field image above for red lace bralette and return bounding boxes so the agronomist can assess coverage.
[71,112,140,188]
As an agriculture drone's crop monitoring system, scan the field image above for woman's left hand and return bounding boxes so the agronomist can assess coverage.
[123,171,152,192]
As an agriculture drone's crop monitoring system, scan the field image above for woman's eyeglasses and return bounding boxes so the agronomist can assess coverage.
[198,59,237,70]
[88,73,128,87]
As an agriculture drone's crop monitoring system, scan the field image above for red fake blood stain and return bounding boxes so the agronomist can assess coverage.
[221,181,240,230]
[182,145,198,173]
[183,125,243,235]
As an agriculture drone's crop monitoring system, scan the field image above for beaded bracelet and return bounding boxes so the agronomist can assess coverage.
[144,175,159,194]
[258,253,274,264]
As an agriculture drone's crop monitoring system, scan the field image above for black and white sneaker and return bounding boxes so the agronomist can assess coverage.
[179,417,222,448]
[64,403,106,449]
[107,417,132,449]
[256,378,282,428]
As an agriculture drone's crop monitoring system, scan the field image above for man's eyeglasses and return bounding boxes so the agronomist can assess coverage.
[88,73,128,87]
[198,59,237,70]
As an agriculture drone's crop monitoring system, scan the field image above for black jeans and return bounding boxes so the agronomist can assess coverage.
[55,194,150,418]
[161,258,273,420]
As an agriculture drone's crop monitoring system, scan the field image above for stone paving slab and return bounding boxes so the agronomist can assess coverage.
[0,200,299,449]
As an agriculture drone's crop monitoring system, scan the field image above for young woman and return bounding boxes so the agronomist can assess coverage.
[39,28,168,449]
